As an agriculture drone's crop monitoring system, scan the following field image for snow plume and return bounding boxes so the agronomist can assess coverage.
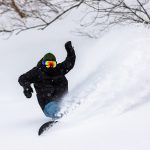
[60,26,150,122]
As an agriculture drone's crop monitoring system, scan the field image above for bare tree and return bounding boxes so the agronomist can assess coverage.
[0,0,84,35]
[78,0,150,37]
[0,0,150,36]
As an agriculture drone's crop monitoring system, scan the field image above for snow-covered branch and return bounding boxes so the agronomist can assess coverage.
[0,0,150,36]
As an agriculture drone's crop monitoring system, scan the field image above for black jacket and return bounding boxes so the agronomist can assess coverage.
[18,43,76,110]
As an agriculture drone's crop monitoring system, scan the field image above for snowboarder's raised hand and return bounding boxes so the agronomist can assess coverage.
[23,86,33,98]
[65,41,74,53]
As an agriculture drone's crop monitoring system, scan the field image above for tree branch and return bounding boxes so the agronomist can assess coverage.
[137,0,150,21]
[10,0,26,18]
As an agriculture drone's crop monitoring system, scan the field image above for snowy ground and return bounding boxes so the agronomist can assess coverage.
[0,14,150,150]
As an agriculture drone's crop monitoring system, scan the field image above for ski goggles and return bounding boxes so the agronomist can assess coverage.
[42,60,57,68]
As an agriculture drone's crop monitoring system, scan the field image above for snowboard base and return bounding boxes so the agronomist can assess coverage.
[38,120,58,136]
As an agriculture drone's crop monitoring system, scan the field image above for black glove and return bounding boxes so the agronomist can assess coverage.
[65,41,73,51]
[23,86,33,98]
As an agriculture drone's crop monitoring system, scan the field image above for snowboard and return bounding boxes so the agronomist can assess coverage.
[38,120,58,136]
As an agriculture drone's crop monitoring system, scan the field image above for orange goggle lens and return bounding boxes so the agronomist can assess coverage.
[43,61,57,68]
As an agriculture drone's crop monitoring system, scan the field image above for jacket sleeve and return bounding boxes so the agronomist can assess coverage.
[58,43,76,75]
[18,67,38,88]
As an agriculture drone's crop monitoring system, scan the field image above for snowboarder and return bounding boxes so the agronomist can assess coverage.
[18,41,76,120]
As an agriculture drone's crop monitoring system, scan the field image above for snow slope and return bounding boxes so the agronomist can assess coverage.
[0,15,150,150]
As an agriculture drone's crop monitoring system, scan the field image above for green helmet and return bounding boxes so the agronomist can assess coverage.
[42,53,56,62]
